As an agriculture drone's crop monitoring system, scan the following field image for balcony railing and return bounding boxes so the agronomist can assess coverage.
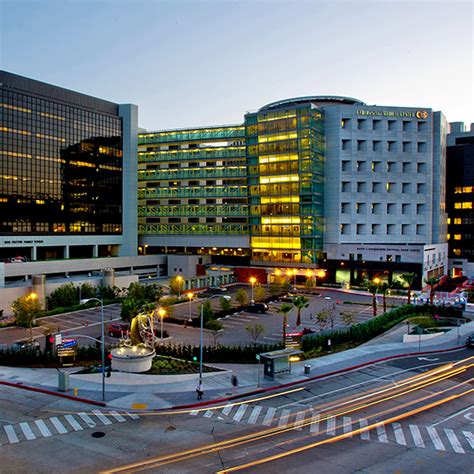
[138,186,248,199]
[138,204,248,217]
[138,167,247,181]
[139,223,248,235]
[138,147,245,162]
[138,127,245,145]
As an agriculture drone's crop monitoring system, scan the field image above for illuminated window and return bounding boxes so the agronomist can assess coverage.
[447,234,451,240]
[454,234,462,240]
[447,218,451,225]
[463,186,473,193]
[454,187,463,194]
[455,202,462,209]
[453,249,461,256]
[454,218,462,224]
[462,202,473,209]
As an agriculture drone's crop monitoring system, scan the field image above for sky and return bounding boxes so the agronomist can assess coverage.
[1,0,472,131]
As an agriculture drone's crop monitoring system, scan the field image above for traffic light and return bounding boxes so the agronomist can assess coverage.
[105,351,112,378]
[192,356,198,362]
[45,334,54,352]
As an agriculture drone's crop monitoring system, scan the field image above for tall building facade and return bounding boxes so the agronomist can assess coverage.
[447,122,474,278]
[139,96,448,286]
[0,71,138,261]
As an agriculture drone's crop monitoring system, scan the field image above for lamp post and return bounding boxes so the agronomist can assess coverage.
[249,276,256,304]
[176,275,183,299]
[199,294,231,385]
[158,307,166,343]
[80,297,105,401]
[317,270,326,288]
[187,292,194,323]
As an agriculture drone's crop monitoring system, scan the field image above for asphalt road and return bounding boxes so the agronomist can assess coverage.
[1,349,472,473]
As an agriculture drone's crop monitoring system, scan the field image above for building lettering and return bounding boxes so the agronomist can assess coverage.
[356,109,429,119]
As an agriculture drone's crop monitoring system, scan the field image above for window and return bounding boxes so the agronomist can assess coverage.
[372,140,381,151]
[454,218,462,224]
[402,203,410,213]
[417,142,427,152]
[418,121,427,132]
[387,224,395,235]
[402,142,411,153]
[417,203,425,214]
[357,140,366,151]
[387,161,396,172]
[386,182,395,193]
[416,224,425,235]
[342,181,351,192]
[371,224,380,235]
[395,255,401,263]
[357,119,367,130]
[341,118,350,129]
[402,162,411,172]
[373,119,382,131]
[402,183,411,193]
[357,253,363,261]
[357,181,366,192]
[356,224,366,234]
[387,203,396,214]
[372,182,382,192]
[454,234,461,240]
[372,202,381,214]
[349,253,354,260]
[388,140,396,152]
[372,161,381,172]
[388,120,397,131]
[402,224,410,235]
[341,202,350,213]
[341,160,351,171]
[462,202,473,209]
[386,255,393,262]
[342,139,350,151]
[402,120,412,132]
[356,202,366,213]
[340,223,350,235]
[356,161,366,172]
[417,183,426,194]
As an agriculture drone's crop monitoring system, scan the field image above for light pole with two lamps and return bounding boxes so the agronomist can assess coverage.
[79,297,105,401]
[249,276,256,304]
[187,292,194,323]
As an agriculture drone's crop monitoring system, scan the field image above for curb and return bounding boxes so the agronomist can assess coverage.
[171,345,466,410]
[0,380,106,407]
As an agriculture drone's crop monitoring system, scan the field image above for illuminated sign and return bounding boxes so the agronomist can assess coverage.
[356,109,430,119]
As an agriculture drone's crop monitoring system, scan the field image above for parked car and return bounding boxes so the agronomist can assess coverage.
[10,339,40,352]
[108,323,130,337]
[243,303,268,314]
[466,333,474,348]
[279,294,296,303]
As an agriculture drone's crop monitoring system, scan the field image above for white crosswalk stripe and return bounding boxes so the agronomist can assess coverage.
[426,426,446,451]
[444,429,465,454]
[19,422,36,441]
[262,407,276,426]
[93,410,112,425]
[376,424,388,443]
[278,409,291,428]
[221,404,233,416]
[392,423,406,446]
[4,425,19,443]
[294,411,305,431]
[343,417,353,437]
[409,424,425,448]
[109,411,126,423]
[203,410,213,418]
[50,417,68,434]
[310,412,320,433]
[34,419,52,438]
[327,416,336,436]
[233,405,248,422]
[247,406,262,424]
[125,411,140,420]
[463,431,474,449]
[78,412,97,428]
[359,419,370,440]
[65,415,83,432]
[189,410,199,416]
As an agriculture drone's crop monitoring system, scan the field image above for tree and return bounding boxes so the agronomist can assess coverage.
[364,280,379,317]
[245,323,265,346]
[400,272,416,305]
[254,285,265,303]
[47,282,77,309]
[379,282,389,313]
[235,288,249,307]
[169,276,185,298]
[316,309,330,331]
[293,295,309,326]
[12,293,43,341]
[199,300,214,323]
[424,276,439,305]
[205,319,223,347]
[278,303,293,344]
[341,312,355,327]
[220,295,232,312]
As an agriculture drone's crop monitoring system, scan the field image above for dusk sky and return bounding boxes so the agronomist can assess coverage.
[1,0,472,131]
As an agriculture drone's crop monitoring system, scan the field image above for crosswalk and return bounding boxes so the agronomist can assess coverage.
[0,409,139,446]
[221,313,260,328]
[187,404,473,455]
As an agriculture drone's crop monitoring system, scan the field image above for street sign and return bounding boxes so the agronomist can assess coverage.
[256,354,260,361]
[55,334,62,346]
[417,357,439,361]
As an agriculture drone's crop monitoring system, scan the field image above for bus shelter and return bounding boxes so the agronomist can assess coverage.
[259,348,302,381]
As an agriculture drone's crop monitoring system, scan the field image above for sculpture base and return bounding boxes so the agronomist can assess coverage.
[111,346,155,373]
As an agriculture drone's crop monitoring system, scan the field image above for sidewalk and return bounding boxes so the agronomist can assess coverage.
[1,320,473,410]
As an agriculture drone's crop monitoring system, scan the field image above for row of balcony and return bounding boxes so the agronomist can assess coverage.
[138,223,248,235]
[138,147,246,162]
[138,167,247,181]
[138,186,248,199]
[138,127,245,145]
[138,204,248,217]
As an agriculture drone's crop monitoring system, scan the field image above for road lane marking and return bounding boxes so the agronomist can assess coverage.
[50,417,68,434]
[93,409,112,425]
[109,411,126,422]
[203,410,213,418]
[343,417,353,437]
[409,424,425,448]
[309,412,320,433]
[426,426,446,451]
[462,431,474,449]
[221,404,233,416]
[262,407,276,426]
[247,406,262,424]
[392,423,406,446]
[125,412,140,420]
[34,419,52,437]
[376,424,388,443]
[233,405,248,422]
[189,410,199,416]
[19,422,36,440]
[294,411,305,431]
[444,429,465,454]
[78,412,96,428]
[278,409,291,428]
[4,425,19,443]
[327,416,336,436]
[359,419,370,440]
[430,405,474,427]
[65,415,83,431]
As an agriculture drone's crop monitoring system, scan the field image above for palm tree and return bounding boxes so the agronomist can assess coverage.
[400,272,416,305]
[364,280,379,317]
[424,276,440,305]
[278,303,293,344]
[379,282,389,313]
[293,295,309,326]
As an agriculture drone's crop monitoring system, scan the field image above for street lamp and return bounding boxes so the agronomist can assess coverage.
[187,292,194,323]
[199,294,231,386]
[316,270,326,287]
[158,307,166,343]
[80,297,105,401]
[175,275,183,299]
[249,276,256,304]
